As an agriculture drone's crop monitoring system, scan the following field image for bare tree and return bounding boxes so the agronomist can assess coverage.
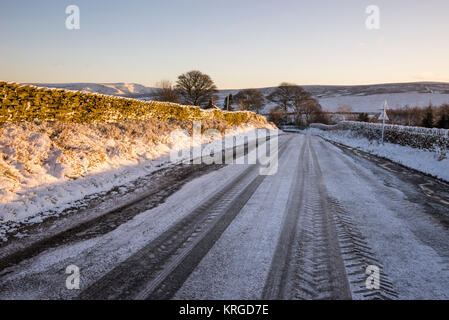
[387,105,426,126]
[437,104,449,129]
[291,86,313,117]
[233,89,265,113]
[152,80,180,103]
[421,105,434,128]
[175,70,218,107]
[268,83,319,125]
[299,98,323,125]
[269,106,286,126]
[267,82,297,112]
[313,109,332,125]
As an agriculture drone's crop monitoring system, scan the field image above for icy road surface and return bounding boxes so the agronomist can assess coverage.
[0,133,448,300]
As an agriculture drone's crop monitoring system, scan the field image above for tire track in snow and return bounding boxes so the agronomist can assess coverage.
[79,137,293,300]
[314,136,449,299]
[0,134,269,273]
[329,198,398,300]
[263,134,352,300]
[317,138,449,232]
[0,164,224,273]
[261,135,307,299]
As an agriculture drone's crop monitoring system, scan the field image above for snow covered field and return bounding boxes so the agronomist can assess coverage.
[219,90,449,113]
[318,92,449,112]
[309,128,449,182]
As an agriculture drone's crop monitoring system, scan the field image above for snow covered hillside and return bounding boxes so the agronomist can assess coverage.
[36,82,449,114]
[318,92,449,113]
[218,82,449,113]
[28,83,156,98]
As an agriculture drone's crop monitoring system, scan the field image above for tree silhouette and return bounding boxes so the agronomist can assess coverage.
[234,89,265,113]
[175,70,218,108]
[421,106,434,128]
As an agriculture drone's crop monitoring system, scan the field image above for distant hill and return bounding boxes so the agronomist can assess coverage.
[32,82,449,113]
[217,82,449,113]
[29,83,155,98]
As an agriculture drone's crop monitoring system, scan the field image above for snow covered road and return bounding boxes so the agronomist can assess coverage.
[0,133,448,299]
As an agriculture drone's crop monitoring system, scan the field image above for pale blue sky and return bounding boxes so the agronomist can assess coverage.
[1,0,449,88]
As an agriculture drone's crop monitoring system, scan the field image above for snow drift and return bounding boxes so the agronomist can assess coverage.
[0,118,274,234]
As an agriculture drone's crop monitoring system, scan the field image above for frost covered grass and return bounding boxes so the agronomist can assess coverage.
[0,118,274,231]
[309,128,449,182]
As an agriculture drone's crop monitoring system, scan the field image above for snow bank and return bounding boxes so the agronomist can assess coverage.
[309,128,449,182]
[0,119,274,233]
